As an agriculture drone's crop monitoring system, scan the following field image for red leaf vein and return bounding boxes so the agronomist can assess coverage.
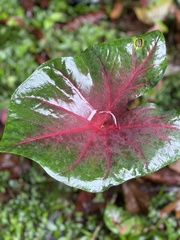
[110,39,157,110]
[63,130,97,173]
[15,126,93,146]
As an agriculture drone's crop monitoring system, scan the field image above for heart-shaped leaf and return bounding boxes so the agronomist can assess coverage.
[0,30,180,192]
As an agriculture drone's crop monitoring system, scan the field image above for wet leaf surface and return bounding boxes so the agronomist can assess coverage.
[0,30,180,192]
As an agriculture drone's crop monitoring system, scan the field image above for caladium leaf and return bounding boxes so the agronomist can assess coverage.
[0,30,180,192]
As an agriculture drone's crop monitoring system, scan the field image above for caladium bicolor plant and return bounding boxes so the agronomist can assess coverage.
[0,30,179,192]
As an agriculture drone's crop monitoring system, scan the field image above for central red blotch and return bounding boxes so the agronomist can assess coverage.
[90,110,117,130]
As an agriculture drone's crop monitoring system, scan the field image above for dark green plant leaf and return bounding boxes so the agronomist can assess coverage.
[0,30,180,192]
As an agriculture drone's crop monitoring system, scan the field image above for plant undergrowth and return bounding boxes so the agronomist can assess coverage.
[0,163,179,240]
[0,0,120,103]
[0,163,116,240]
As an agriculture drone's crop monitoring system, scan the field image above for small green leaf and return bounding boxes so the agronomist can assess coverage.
[104,204,143,237]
